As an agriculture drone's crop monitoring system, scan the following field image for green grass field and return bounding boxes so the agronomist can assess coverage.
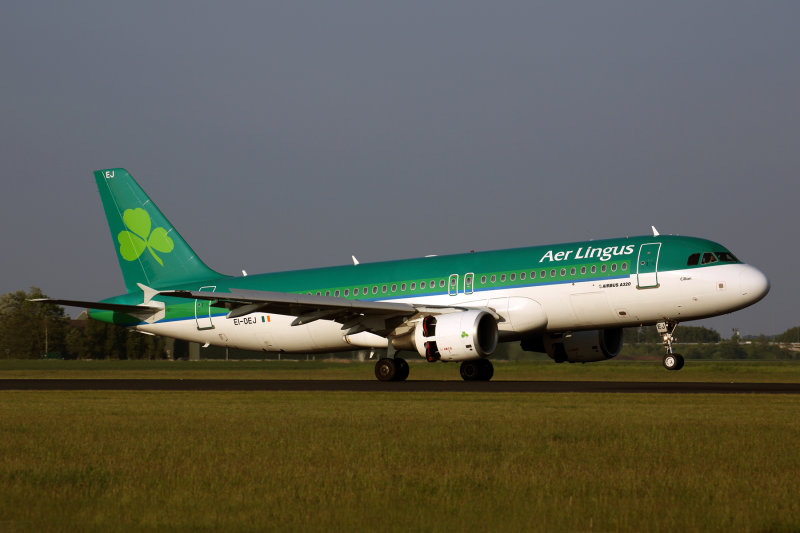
[2,358,800,382]
[1,390,799,532]
[2,361,799,531]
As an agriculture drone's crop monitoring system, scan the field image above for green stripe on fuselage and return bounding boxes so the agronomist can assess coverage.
[90,235,738,324]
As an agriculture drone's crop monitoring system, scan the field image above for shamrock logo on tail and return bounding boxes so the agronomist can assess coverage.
[117,208,174,266]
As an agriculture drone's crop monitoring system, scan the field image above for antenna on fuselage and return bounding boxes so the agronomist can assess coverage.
[651,226,660,237]
[352,255,360,266]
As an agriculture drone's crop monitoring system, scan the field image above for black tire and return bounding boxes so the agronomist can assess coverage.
[375,358,397,382]
[460,361,480,381]
[394,358,409,381]
[673,354,685,371]
[478,359,494,381]
[663,354,679,371]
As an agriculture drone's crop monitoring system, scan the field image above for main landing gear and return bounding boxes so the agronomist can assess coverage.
[374,357,409,382]
[460,359,494,381]
[374,357,495,382]
[657,320,685,371]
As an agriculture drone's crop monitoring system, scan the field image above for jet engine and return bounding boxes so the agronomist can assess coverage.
[408,310,499,362]
[521,328,623,363]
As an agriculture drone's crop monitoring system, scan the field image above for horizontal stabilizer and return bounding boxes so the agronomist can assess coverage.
[29,298,161,314]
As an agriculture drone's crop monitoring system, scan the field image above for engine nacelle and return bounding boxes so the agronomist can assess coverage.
[522,328,623,363]
[413,310,499,362]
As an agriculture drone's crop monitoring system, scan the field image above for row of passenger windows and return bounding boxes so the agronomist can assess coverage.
[307,262,629,297]
[312,279,448,297]
[687,251,739,266]
[479,262,626,285]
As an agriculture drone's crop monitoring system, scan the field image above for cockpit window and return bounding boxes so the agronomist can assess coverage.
[715,252,739,263]
[701,252,718,265]
[687,253,700,266]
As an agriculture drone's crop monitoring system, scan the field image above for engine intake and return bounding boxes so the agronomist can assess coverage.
[413,310,498,362]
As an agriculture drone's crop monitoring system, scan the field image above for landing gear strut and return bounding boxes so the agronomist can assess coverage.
[374,357,409,382]
[460,359,494,381]
[657,320,685,371]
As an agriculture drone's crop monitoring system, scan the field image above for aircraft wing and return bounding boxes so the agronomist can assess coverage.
[160,289,493,336]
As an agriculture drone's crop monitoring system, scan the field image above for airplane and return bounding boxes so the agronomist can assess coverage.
[35,168,770,381]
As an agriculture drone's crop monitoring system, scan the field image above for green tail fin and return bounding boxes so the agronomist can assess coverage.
[95,168,224,292]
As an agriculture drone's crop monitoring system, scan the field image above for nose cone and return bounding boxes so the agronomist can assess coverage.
[739,264,770,304]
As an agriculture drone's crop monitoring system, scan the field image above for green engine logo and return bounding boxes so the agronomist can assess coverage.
[117,208,174,266]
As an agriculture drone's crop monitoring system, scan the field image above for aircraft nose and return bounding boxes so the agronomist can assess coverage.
[739,264,770,303]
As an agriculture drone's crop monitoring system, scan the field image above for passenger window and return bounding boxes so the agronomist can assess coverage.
[401,283,406,291]
[510,273,516,281]
[591,265,596,274]
[621,263,628,271]
[701,252,718,265]
[410,282,415,290]
[550,269,556,278]
[421,281,426,289]
[382,285,388,293]
[391,284,397,292]
[560,268,566,277]
[530,271,536,279]
[481,276,487,284]
[500,274,506,282]
[520,272,526,280]
[491,275,496,283]
[354,288,359,296]
[687,253,700,266]
[541,270,546,279]
[580,266,586,275]
[601,265,607,273]
[611,263,617,272]
[439,280,445,288]
[570,267,576,276]
[316,291,321,296]
[334,290,340,297]
[372,286,378,295]
[363,287,368,295]
[325,291,331,296]
[344,289,349,296]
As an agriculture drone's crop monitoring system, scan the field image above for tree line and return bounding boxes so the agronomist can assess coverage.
[0,288,178,359]
[1,287,798,360]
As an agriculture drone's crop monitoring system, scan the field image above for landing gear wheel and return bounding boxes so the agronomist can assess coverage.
[375,358,397,382]
[663,353,684,371]
[394,357,409,381]
[460,359,494,381]
[478,358,494,381]
[460,361,480,381]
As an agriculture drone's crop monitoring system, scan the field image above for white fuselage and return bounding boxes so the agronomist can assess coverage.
[136,263,768,355]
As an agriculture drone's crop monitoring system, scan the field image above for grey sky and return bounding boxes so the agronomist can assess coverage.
[2,1,798,337]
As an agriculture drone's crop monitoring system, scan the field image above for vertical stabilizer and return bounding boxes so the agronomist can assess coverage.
[94,168,224,292]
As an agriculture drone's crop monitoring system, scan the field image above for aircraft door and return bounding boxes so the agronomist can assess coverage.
[636,244,661,288]
[195,286,216,329]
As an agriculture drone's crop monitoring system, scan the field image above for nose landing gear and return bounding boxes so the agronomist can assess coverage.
[657,320,685,371]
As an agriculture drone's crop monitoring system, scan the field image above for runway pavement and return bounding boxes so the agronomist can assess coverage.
[1,379,799,393]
